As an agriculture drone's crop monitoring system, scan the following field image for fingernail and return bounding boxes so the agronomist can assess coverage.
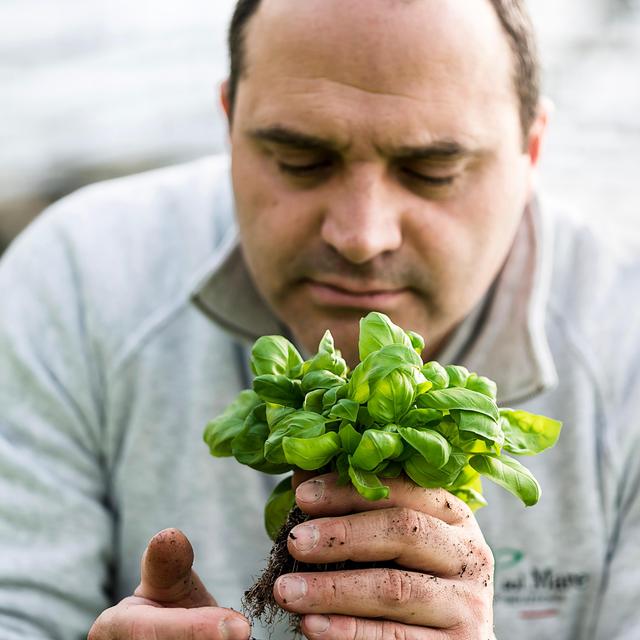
[220,616,250,640]
[277,575,307,604]
[297,479,324,503]
[305,614,331,634]
[289,523,319,551]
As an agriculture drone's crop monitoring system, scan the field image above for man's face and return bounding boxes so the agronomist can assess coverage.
[226,0,542,365]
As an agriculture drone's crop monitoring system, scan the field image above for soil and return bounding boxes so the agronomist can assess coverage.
[243,505,309,634]
[242,505,395,637]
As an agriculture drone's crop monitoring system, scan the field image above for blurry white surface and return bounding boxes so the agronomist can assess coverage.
[1,0,639,241]
[1,0,233,201]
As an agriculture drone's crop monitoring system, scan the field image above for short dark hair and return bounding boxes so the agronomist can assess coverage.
[227,0,540,136]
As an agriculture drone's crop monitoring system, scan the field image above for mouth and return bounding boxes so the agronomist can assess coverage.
[304,278,409,309]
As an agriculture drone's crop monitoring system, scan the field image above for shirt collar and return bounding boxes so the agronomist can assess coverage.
[191,200,557,405]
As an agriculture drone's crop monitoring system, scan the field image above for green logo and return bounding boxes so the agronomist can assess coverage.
[494,548,525,574]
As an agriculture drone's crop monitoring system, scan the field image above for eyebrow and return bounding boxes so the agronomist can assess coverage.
[248,125,477,160]
[391,140,476,162]
[248,126,347,153]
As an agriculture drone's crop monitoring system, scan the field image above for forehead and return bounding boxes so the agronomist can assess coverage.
[237,0,518,148]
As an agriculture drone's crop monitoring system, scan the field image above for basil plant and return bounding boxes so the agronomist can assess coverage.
[204,312,562,540]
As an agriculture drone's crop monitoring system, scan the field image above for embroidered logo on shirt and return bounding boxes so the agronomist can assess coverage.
[493,548,591,619]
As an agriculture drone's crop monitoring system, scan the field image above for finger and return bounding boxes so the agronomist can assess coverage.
[135,528,217,607]
[274,568,473,628]
[292,469,318,490]
[88,597,251,640]
[300,614,450,640]
[295,473,473,527]
[287,507,490,577]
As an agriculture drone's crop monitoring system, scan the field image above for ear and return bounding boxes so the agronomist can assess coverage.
[220,79,232,127]
[526,97,553,169]
[524,97,552,197]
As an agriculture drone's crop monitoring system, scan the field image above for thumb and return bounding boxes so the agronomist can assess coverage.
[134,528,217,608]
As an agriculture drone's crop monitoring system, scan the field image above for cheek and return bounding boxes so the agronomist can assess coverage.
[232,160,321,285]
[450,156,528,252]
[406,160,528,302]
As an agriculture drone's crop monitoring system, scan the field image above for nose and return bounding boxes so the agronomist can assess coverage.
[320,165,403,264]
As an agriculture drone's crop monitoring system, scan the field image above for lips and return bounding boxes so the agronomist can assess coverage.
[305,278,409,309]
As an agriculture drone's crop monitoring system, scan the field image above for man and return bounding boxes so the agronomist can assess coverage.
[1,0,638,638]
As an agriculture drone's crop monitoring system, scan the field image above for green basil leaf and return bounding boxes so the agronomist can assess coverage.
[351,429,404,471]
[253,374,303,407]
[450,463,480,489]
[283,431,342,470]
[379,460,404,478]
[231,405,291,474]
[303,388,325,413]
[431,417,460,442]
[421,361,449,390]
[407,330,425,355]
[398,427,451,469]
[451,487,488,511]
[346,362,370,404]
[264,476,296,541]
[469,454,541,506]
[458,437,499,455]
[251,336,304,378]
[413,369,433,396]
[336,452,351,485]
[417,388,500,422]
[500,409,563,456]
[358,311,413,360]
[348,462,390,500]
[339,422,362,454]
[203,390,262,457]
[301,370,346,393]
[365,344,423,385]
[266,405,296,430]
[322,384,348,411]
[445,365,470,388]
[302,330,349,378]
[400,408,443,429]
[450,410,504,444]
[465,373,498,400]
[329,398,360,422]
[367,369,415,423]
[403,449,468,488]
[264,412,327,464]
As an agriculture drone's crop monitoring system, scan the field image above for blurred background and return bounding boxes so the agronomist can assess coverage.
[1,0,639,254]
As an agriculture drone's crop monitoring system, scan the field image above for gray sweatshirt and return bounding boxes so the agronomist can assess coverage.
[1,156,639,639]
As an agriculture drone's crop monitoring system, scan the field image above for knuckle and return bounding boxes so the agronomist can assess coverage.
[460,581,485,610]
[352,617,384,640]
[352,618,412,640]
[336,516,352,546]
[378,568,414,607]
[383,620,410,640]
[459,586,494,634]
[330,575,341,605]
[458,535,493,578]
[444,492,473,522]
[385,507,424,540]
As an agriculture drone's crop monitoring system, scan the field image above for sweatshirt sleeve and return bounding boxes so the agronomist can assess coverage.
[0,211,112,639]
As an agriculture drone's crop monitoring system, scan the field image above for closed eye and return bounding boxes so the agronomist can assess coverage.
[278,159,334,176]
[400,167,456,186]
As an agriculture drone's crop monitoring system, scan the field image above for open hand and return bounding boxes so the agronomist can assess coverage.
[275,473,495,639]
[88,528,251,640]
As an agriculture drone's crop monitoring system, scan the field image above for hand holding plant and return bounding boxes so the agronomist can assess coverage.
[204,312,561,637]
